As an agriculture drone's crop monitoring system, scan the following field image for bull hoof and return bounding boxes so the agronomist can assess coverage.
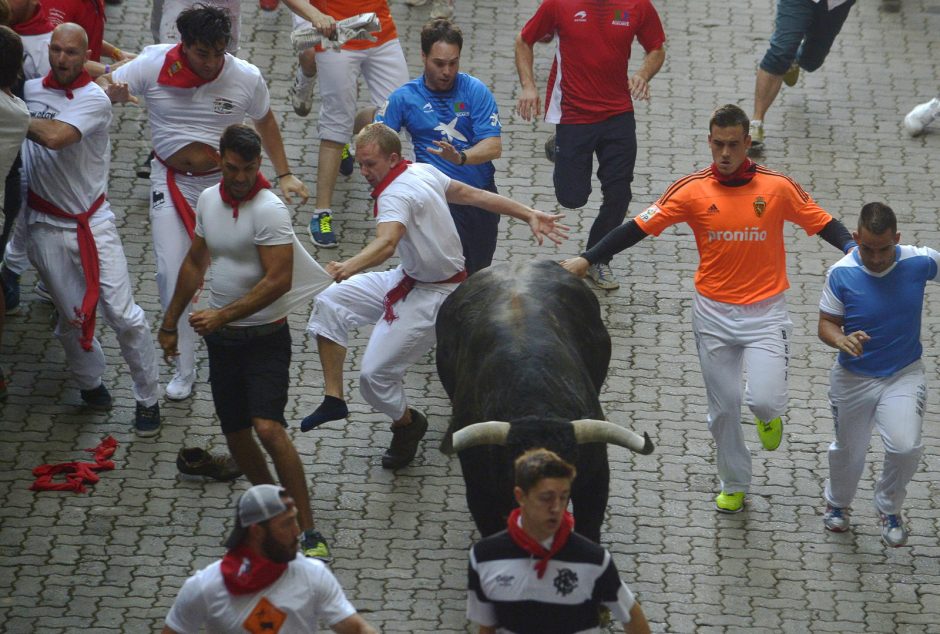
[382,409,428,469]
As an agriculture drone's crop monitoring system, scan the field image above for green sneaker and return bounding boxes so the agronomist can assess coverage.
[782,62,800,87]
[301,529,333,563]
[755,416,783,451]
[715,491,745,514]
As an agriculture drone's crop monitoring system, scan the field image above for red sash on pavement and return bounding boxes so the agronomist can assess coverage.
[382,269,467,324]
[30,436,118,494]
[27,189,106,351]
[154,153,220,239]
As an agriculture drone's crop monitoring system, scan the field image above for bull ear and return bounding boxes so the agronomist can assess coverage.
[569,419,654,455]
[452,421,511,452]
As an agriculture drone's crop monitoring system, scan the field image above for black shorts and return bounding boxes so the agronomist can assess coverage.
[204,320,291,434]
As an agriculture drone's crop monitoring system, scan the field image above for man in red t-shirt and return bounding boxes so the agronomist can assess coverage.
[515,0,665,291]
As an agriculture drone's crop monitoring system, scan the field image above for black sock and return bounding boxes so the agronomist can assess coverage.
[300,396,349,432]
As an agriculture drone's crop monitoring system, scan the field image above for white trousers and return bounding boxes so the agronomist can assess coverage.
[315,39,409,143]
[3,184,30,275]
[693,292,793,493]
[150,159,218,381]
[307,268,454,420]
[825,360,925,515]
[27,220,160,405]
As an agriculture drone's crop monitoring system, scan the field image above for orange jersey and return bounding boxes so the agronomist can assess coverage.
[634,166,832,305]
[311,0,397,49]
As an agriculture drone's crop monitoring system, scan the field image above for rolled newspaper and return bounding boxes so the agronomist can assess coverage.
[290,12,381,54]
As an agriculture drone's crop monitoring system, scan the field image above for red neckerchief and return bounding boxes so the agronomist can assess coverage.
[370,159,411,217]
[221,543,289,595]
[42,70,94,100]
[219,173,272,219]
[157,43,223,88]
[30,436,118,493]
[13,3,54,35]
[710,158,757,186]
[506,508,574,579]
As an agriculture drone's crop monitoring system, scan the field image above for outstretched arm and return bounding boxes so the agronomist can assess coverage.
[254,109,309,206]
[326,221,405,282]
[562,220,649,277]
[445,180,568,246]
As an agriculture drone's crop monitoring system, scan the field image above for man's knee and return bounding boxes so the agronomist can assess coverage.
[253,418,290,448]
[554,185,590,210]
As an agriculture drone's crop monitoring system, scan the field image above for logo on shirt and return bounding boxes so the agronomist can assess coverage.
[495,574,515,587]
[378,100,390,117]
[243,597,286,634]
[753,196,767,218]
[611,10,630,26]
[434,116,469,143]
[213,97,235,115]
[707,204,720,214]
[707,227,768,242]
[30,108,57,120]
[152,190,165,209]
[553,568,579,596]
[167,60,184,77]
[638,205,660,222]
[489,112,501,128]
[421,102,433,113]
[573,10,588,22]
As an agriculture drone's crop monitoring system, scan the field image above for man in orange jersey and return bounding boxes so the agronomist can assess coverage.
[562,104,856,514]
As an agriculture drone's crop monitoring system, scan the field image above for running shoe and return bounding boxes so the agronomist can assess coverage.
[749,120,764,154]
[80,384,113,410]
[880,512,908,547]
[715,491,745,514]
[823,504,850,532]
[308,211,337,248]
[134,402,161,437]
[382,409,428,469]
[755,416,783,451]
[339,144,354,176]
[301,529,333,563]
[289,68,316,118]
[782,62,800,87]
[587,263,620,290]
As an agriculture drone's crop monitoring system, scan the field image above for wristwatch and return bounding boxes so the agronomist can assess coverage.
[458,150,467,166]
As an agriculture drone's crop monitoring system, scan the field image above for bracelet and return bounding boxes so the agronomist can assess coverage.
[276,172,292,179]
[458,151,467,166]
[159,326,178,334]
[104,64,111,74]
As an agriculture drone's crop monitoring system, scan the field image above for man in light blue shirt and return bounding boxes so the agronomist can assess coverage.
[818,202,938,547]
[376,18,502,274]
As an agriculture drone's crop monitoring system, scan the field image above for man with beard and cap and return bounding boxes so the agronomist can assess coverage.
[163,485,376,634]
[563,104,857,515]
[376,18,503,275]
[467,449,650,634]
[20,22,161,432]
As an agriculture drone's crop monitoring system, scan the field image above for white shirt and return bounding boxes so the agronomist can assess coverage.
[22,79,114,228]
[21,31,52,80]
[376,162,465,282]
[0,91,29,206]
[196,184,332,326]
[111,44,270,159]
[164,556,357,634]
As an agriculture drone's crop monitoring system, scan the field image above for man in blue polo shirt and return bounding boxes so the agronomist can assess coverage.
[375,18,501,274]
[817,202,938,548]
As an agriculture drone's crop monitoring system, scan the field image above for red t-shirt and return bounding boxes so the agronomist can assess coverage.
[46,0,106,61]
[520,0,666,124]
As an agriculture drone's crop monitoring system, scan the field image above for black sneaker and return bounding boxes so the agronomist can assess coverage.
[339,143,354,176]
[1,266,21,315]
[176,447,243,481]
[381,408,428,469]
[134,402,161,437]
[301,529,333,563]
[80,384,113,410]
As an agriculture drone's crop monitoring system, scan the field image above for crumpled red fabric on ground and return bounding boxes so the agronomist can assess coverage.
[29,436,118,494]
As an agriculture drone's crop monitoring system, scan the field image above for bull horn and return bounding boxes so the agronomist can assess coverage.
[570,419,654,455]
[452,421,511,452]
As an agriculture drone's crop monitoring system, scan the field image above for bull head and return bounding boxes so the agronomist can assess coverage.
[452,419,654,455]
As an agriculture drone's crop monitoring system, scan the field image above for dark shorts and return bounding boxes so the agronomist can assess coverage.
[449,180,500,276]
[204,320,291,435]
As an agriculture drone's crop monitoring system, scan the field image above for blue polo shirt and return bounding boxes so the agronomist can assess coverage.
[376,72,500,189]
[820,245,940,377]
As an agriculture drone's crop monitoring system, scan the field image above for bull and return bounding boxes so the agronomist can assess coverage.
[435,260,653,543]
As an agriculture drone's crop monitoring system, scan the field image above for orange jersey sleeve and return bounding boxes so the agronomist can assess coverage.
[311,0,397,49]
[634,167,832,305]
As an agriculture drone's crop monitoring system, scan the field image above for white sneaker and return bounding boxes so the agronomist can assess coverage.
[749,119,765,154]
[587,263,620,290]
[289,68,316,118]
[429,0,454,18]
[903,98,940,137]
[166,371,195,401]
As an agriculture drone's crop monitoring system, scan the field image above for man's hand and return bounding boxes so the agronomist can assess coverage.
[834,330,870,357]
[629,73,651,101]
[326,260,355,282]
[308,11,336,38]
[279,174,309,206]
[188,309,227,336]
[561,256,590,277]
[428,140,461,164]
[102,80,138,105]
[527,210,568,246]
[157,329,179,364]
[516,85,541,121]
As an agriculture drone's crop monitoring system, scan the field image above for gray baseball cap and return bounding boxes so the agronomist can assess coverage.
[224,484,288,549]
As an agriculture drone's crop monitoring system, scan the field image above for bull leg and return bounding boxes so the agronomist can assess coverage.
[459,449,514,538]
[571,451,610,544]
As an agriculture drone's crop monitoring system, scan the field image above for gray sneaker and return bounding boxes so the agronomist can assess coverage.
[880,512,908,547]
[587,263,620,290]
[823,504,850,532]
[289,68,316,118]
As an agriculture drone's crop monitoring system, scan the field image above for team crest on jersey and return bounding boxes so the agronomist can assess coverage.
[611,10,630,26]
[753,196,766,217]
[573,10,588,22]
[214,97,235,115]
[495,574,515,587]
[553,568,578,596]
[453,102,470,117]
[490,112,501,128]
[639,205,660,222]
[167,60,183,76]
